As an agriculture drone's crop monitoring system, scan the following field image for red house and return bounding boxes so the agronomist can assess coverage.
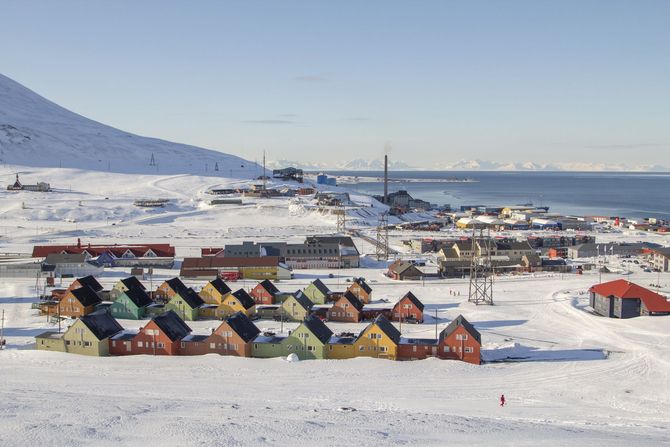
[391,291,424,323]
[326,291,364,322]
[437,315,481,365]
[110,311,191,356]
[250,279,280,305]
[179,312,261,357]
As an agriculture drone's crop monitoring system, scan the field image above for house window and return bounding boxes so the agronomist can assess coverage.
[287,345,293,351]
[254,344,258,349]
[84,341,92,347]
[359,346,365,351]
[65,340,71,346]
[465,347,474,353]
[137,341,143,348]
[456,334,468,341]
[157,343,165,348]
[380,346,388,352]
[112,341,116,347]
[346,312,352,317]
[210,343,216,349]
[329,345,333,351]
[412,346,417,352]
[307,346,315,351]
[443,346,448,353]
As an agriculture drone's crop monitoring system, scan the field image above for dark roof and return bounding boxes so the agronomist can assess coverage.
[75,275,103,292]
[45,253,88,264]
[181,256,281,269]
[439,315,481,344]
[225,312,261,343]
[653,247,670,258]
[310,278,330,296]
[353,278,372,294]
[258,279,279,296]
[398,291,424,311]
[151,310,192,341]
[365,314,401,344]
[70,285,102,307]
[341,291,364,311]
[79,311,123,340]
[291,290,313,311]
[231,289,256,310]
[209,278,232,296]
[301,314,333,344]
[176,287,205,309]
[120,276,145,291]
[123,287,153,308]
[388,260,418,275]
[165,277,187,293]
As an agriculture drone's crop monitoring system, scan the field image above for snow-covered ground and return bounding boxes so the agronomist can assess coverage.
[0,164,669,446]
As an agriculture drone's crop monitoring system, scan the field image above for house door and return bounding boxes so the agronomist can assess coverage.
[431,347,437,356]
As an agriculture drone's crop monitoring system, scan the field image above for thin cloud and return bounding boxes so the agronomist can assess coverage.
[242,119,295,125]
[587,143,664,150]
[294,75,327,82]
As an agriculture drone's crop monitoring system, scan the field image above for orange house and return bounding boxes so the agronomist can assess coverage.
[326,291,363,322]
[250,280,280,305]
[155,277,187,301]
[110,311,191,356]
[58,286,102,318]
[67,275,103,294]
[391,292,424,323]
[437,315,481,365]
[347,278,372,304]
[179,312,260,357]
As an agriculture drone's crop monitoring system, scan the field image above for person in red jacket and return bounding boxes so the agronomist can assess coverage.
[500,394,506,407]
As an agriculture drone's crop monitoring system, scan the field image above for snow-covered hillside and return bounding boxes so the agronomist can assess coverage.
[0,74,259,177]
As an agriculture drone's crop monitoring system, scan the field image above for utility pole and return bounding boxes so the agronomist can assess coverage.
[0,309,5,350]
[434,308,438,339]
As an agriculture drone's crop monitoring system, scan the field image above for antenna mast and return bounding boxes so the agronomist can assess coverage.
[468,227,494,305]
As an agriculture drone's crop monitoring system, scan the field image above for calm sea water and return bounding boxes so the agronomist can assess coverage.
[321,171,670,220]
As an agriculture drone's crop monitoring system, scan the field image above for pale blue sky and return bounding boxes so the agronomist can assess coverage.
[1,1,669,167]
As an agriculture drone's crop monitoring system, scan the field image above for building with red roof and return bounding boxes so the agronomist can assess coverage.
[589,279,670,318]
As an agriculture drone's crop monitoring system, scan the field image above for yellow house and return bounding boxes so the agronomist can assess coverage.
[216,289,256,318]
[199,278,232,305]
[327,334,357,359]
[35,312,124,357]
[109,276,146,301]
[353,315,401,360]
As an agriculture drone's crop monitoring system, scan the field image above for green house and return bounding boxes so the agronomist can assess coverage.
[36,312,123,357]
[110,287,154,320]
[110,276,146,301]
[278,292,313,321]
[165,287,204,321]
[251,333,288,358]
[302,279,331,304]
[280,315,333,360]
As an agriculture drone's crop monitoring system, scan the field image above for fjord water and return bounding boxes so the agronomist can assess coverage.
[326,171,670,220]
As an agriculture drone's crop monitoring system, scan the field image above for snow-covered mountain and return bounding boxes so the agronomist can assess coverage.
[267,158,414,171]
[0,74,259,177]
[437,159,670,172]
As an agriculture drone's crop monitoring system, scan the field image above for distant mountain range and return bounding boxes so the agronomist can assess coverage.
[0,73,259,176]
[269,158,670,172]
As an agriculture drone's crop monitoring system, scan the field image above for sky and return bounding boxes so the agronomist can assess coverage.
[1,1,669,168]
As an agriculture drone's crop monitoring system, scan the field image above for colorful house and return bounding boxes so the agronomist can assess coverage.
[302,278,331,304]
[155,277,187,301]
[280,315,333,360]
[326,333,358,359]
[216,288,256,318]
[251,332,288,358]
[67,275,103,294]
[199,278,232,305]
[353,314,401,360]
[326,291,363,322]
[110,287,154,320]
[397,337,438,361]
[387,260,424,281]
[391,292,425,323]
[36,311,123,356]
[110,311,191,356]
[110,276,146,301]
[589,279,670,318]
[437,315,481,365]
[347,278,372,304]
[250,279,280,305]
[58,285,102,318]
[166,287,205,321]
[278,291,313,321]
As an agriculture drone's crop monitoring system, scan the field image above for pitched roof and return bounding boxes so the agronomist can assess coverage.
[70,285,102,307]
[33,243,175,258]
[258,279,279,295]
[439,315,481,344]
[122,287,153,308]
[79,311,124,340]
[289,291,313,311]
[224,312,260,343]
[398,291,424,311]
[340,291,364,311]
[363,314,401,344]
[75,275,103,292]
[309,278,330,296]
[301,314,333,344]
[175,287,205,309]
[165,277,187,293]
[209,278,232,296]
[352,278,372,294]
[231,289,256,310]
[151,311,192,341]
[120,276,145,291]
[590,279,670,313]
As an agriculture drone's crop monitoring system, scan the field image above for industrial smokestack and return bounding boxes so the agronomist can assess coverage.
[384,154,388,205]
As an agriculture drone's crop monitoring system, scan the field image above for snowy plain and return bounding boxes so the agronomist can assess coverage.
[0,164,669,446]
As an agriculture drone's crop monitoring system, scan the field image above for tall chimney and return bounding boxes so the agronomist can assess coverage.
[384,154,388,204]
